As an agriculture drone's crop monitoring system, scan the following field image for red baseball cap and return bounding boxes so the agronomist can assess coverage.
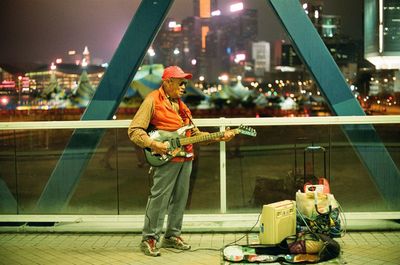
[162,66,192,80]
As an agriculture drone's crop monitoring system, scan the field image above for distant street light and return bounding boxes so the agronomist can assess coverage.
[18,76,22,104]
[148,47,155,57]
[230,2,244,12]
[81,59,88,68]
[147,47,155,73]
[218,74,229,82]
[211,10,221,16]
[0,96,9,106]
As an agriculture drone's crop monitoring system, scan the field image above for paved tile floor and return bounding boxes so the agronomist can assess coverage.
[0,231,400,265]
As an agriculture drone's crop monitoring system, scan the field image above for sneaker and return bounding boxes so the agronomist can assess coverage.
[140,238,161,257]
[162,236,191,250]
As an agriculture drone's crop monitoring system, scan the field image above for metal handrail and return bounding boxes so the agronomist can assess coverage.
[1,115,400,130]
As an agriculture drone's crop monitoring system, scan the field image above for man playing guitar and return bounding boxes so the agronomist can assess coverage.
[128,66,235,257]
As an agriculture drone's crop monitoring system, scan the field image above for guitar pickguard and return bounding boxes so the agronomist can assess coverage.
[148,124,194,142]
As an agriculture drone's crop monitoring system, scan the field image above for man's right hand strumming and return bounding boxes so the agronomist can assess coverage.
[150,141,168,155]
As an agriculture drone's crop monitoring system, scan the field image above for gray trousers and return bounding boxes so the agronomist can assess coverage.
[142,161,192,241]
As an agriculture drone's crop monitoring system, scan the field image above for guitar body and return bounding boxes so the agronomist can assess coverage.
[144,125,193,167]
[143,148,176,167]
[144,125,256,167]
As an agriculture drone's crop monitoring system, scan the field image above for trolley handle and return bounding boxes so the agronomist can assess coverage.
[303,145,328,183]
[304,146,325,152]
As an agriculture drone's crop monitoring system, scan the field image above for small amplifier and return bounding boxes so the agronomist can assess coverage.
[259,200,296,245]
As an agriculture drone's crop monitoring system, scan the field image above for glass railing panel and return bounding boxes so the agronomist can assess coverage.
[226,125,331,213]
[375,124,400,169]
[117,127,151,214]
[14,129,74,213]
[186,143,221,213]
[66,129,119,214]
[1,118,399,216]
[12,128,119,214]
[328,124,397,212]
[226,124,399,213]
[0,130,18,214]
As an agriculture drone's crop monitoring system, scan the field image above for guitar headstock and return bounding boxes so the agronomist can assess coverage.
[235,125,257,137]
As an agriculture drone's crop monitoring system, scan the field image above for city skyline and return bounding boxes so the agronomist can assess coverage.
[1,0,363,64]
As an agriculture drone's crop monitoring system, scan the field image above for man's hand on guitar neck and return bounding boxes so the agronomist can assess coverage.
[149,141,168,155]
[217,127,235,142]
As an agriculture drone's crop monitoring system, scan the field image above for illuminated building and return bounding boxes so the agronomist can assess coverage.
[193,0,218,17]
[152,18,184,68]
[82,46,91,66]
[280,43,302,68]
[365,0,400,69]
[191,0,218,78]
[0,65,22,95]
[274,1,361,83]
[157,0,220,79]
[300,0,341,39]
[205,3,258,80]
[230,6,257,51]
[300,0,324,33]
[0,66,16,83]
[252,42,271,76]
[193,0,218,49]
[25,64,105,95]
[321,15,341,38]
[181,16,203,76]
[203,14,232,81]
[364,0,400,96]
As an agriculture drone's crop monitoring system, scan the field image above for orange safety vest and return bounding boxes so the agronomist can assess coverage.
[148,88,194,162]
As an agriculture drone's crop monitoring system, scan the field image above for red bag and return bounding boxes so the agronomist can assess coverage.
[303,177,330,194]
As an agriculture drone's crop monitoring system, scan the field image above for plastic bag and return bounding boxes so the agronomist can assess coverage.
[296,191,343,237]
[296,191,338,219]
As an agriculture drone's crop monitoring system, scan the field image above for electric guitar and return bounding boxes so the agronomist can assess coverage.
[144,124,257,167]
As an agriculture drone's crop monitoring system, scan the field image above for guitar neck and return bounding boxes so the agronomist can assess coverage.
[179,129,238,146]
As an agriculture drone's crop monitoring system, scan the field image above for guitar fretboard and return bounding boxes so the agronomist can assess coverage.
[179,129,238,146]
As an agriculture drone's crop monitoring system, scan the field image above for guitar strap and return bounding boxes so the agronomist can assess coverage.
[178,99,197,129]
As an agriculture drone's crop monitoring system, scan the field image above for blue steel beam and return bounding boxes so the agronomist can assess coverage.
[268,0,400,209]
[0,178,17,213]
[35,0,174,212]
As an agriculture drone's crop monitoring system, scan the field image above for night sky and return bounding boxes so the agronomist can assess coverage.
[0,0,363,64]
